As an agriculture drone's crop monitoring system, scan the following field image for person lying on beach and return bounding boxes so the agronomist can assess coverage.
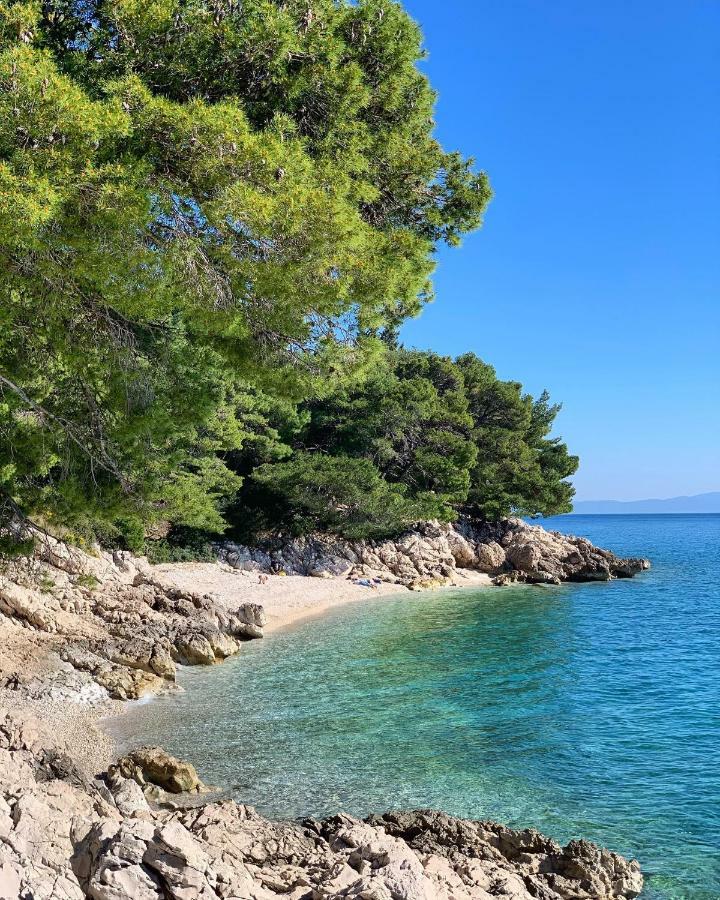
[353,578,379,590]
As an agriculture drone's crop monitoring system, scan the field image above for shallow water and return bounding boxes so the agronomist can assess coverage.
[108,515,720,899]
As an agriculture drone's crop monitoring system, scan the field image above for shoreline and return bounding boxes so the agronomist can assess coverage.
[2,561,493,778]
[97,565,494,760]
[149,560,494,635]
[0,523,648,898]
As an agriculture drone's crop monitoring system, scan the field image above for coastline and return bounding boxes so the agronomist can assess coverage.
[102,566,497,765]
[91,568,428,765]
[1,562,493,774]
[0,525,647,898]
[0,516,647,777]
[99,565,496,762]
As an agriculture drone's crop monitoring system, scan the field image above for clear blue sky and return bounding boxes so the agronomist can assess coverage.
[398,0,720,501]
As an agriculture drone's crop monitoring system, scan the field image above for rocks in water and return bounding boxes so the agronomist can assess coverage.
[0,704,643,900]
[167,802,642,900]
[110,747,205,794]
[495,523,649,585]
[218,517,650,590]
[367,810,644,899]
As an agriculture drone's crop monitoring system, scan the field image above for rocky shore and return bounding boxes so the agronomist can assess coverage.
[218,517,650,588]
[0,712,644,899]
[0,521,649,899]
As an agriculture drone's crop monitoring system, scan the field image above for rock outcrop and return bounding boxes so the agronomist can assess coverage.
[0,533,266,701]
[219,517,650,589]
[0,708,642,900]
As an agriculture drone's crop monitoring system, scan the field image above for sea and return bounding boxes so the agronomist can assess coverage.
[107,515,720,899]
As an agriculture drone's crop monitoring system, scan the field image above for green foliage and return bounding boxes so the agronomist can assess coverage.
[0,531,34,558]
[144,528,217,563]
[299,350,477,512]
[0,0,490,547]
[228,349,578,541]
[38,574,55,593]
[456,354,579,520]
[249,452,438,540]
[0,0,578,551]
[75,573,100,590]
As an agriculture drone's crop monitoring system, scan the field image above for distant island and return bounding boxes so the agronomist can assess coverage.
[571,492,720,514]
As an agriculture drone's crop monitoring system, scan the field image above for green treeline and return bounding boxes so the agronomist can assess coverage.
[228,349,578,540]
[0,0,577,552]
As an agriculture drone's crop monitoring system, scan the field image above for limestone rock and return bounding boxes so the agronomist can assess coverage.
[366,811,644,899]
[81,818,222,900]
[3,665,110,705]
[474,540,506,572]
[0,701,643,900]
[0,578,58,632]
[111,747,205,794]
[217,517,649,590]
[106,775,152,820]
[0,526,269,712]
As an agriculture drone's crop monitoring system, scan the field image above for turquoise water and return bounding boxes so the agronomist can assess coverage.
[110,515,720,899]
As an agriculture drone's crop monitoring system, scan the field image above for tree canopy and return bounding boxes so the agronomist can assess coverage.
[0,0,576,551]
[228,350,579,540]
[0,0,490,545]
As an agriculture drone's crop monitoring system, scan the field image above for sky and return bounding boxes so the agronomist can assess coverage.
[398,0,720,501]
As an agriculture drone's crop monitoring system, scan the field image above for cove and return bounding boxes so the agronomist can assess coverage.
[107,515,720,899]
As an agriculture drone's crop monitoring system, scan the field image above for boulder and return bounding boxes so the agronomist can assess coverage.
[505,539,542,573]
[108,636,176,680]
[111,747,205,794]
[0,578,57,632]
[474,540,506,572]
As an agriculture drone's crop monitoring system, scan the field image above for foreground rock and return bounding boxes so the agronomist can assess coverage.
[219,517,650,588]
[111,746,206,795]
[0,708,642,900]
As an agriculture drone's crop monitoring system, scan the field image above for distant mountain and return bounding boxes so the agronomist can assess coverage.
[571,492,720,514]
